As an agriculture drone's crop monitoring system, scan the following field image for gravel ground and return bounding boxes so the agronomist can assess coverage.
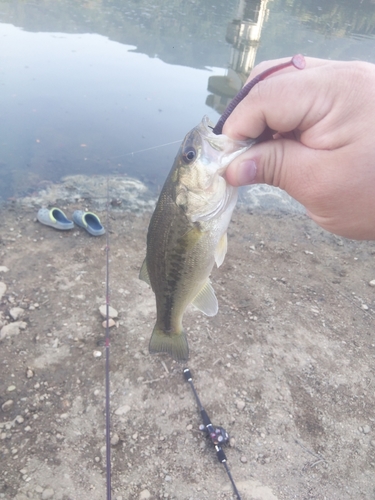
[1,176,375,500]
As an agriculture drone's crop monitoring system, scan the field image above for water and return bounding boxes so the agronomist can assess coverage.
[1,0,375,202]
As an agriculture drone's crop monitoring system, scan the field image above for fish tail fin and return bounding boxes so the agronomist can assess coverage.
[149,324,189,362]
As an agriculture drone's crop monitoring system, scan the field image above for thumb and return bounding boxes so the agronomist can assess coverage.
[226,138,321,205]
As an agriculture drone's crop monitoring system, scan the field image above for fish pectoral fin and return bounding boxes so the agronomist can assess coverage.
[192,280,218,317]
[139,258,151,286]
[214,232,228,268]
[149,324,189,361]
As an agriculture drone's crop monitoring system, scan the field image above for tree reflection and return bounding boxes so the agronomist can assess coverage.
[205,0,375,115]
[281,0,375,39]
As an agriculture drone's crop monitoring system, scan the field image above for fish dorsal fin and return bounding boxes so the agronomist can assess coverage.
[214,232,228,268]
[139,258,151,286]
[192,280,218,317]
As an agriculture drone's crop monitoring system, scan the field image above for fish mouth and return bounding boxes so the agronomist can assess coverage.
[197,116,254,175]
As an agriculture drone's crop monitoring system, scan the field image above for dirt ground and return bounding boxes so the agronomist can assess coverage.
[1,176,375,500]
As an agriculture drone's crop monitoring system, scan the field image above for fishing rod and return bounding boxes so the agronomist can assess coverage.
[104,178,112,500]
[183,368,242,500]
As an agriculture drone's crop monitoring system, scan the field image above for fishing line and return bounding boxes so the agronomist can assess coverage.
[183,368,242,500]
[108,139,182,160]
[104,177,112,500]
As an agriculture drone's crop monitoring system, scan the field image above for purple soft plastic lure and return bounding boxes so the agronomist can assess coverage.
[212,54,306,136]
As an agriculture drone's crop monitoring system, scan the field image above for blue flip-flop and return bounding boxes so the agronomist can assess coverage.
[37,207,74,230]
[72,210,105,236]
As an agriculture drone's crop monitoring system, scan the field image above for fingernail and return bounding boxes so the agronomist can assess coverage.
[237,159,257,185]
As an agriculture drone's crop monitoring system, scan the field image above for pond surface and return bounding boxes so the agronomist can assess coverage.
[1,0,375,201]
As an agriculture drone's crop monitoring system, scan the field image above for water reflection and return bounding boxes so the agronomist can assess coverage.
[0,0,236,69]
[206,0,375,114]
[207,0,270,115]
[0,24,227,201]
[281,0,375,40]
[0,0,375,202]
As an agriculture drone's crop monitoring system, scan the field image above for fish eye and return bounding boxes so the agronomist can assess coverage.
[182,147,196,164]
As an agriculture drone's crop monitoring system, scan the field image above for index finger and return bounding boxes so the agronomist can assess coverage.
[222,62,335,141]
[246,56,333,83]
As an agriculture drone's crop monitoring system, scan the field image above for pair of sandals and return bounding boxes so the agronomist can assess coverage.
[37,208,105,236]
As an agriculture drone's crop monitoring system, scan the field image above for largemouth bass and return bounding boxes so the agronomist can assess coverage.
[139,116,255,361]
[140,55,305,361]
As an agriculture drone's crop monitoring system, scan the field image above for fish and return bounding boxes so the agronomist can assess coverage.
[140,55,306,361]
[139,116,255,361]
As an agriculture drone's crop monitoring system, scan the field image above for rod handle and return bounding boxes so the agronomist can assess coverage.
[200,409,212,427]
[183,368,192,381]
[216,447,227,463]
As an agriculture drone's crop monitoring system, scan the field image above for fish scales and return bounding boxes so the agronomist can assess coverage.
[145,169,215,356]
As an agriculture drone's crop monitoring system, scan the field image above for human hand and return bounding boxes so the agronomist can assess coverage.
[223,57,375,240]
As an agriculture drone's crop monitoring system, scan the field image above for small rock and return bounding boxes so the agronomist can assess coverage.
[236,400,246,411]
[139,490,151,500]
[0,321,27,340]
[15,415,24,424]
[370,440,375,447]
[369,280,375,287]
[0,266,9,273]
[0,282,6,300]
[1,399,14,412]
[240,456,248,463]
[115,405,131,416]
[111,433,120,446]
[102,318,116,328]
[99,305,118,319]
[7,385,16,392]
[93,350,102,358]
[42,488,55,499]
[26,368,34,379]
[9,307,25,321]
[361,304,369,311]
[363,425,371,434]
